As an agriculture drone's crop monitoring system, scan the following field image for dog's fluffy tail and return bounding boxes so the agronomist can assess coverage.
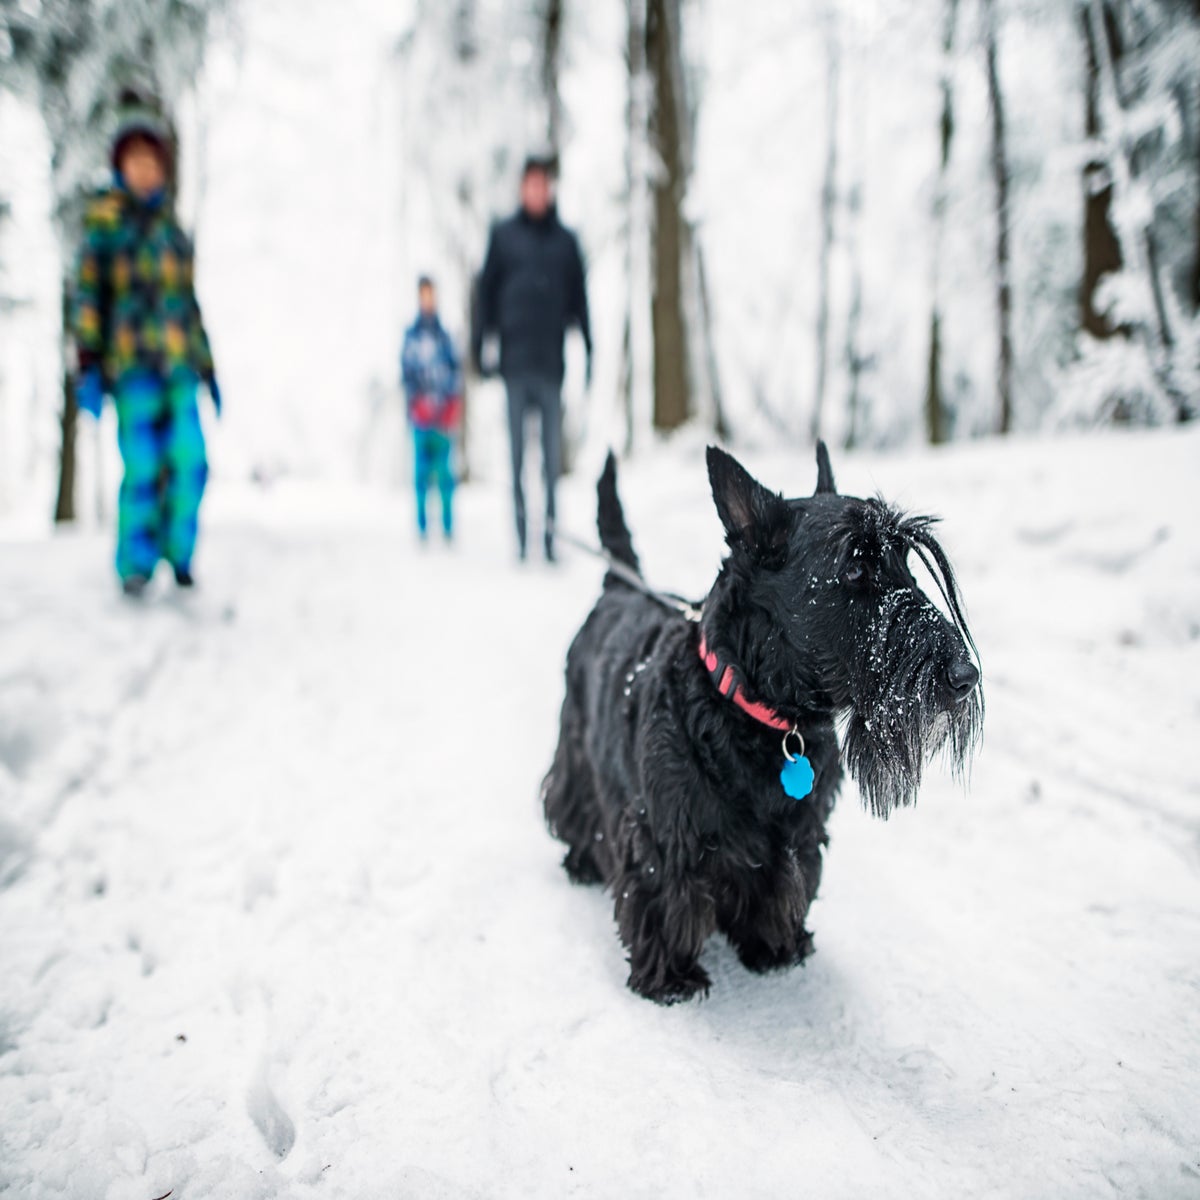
[597,451,642,577]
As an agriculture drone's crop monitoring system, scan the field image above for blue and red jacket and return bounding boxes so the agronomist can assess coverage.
[401,313,463,432]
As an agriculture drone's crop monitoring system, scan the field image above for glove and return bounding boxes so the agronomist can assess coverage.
[75,368,104,419]
[475,337,500,379]
[206,373,222,417]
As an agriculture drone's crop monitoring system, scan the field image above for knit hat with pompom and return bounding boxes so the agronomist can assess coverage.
[110,89,171,170]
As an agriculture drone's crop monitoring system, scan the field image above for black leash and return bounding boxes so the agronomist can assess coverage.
[555,528,703,624]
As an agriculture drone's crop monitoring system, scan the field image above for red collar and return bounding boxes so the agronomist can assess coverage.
[698,632,792,732]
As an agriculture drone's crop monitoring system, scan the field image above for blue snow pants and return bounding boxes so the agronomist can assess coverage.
[413,428,454,537]
[113,369,207,580]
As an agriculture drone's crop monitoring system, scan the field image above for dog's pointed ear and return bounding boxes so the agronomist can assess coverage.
[814,440,837,495]
[706,446,790,566]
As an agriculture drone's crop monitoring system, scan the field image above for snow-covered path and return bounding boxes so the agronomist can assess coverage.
[1,431,1198,1199]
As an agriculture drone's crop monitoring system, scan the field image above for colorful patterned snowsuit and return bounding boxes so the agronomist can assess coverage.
[72,185,215,580]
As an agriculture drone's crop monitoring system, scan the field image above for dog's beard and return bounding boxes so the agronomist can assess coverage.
[843,680,982,818]
[841,595,983,819]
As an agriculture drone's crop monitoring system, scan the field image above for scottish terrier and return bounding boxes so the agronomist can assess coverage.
[542,444,982,1004]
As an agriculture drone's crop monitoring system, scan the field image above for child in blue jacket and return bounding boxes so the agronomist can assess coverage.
[401,277,463,541]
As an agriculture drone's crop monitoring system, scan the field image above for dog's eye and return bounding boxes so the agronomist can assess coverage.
[843,562,867,585]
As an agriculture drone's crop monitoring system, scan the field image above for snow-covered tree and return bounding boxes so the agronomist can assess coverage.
[925,0,960,445]
[1069,0,1199,425]
[982,0,1014,434]
[0,0,228,520]
[391,0,551,478]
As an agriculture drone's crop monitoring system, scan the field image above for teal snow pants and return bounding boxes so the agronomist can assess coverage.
[113,369,207,581]
[413,427,455,537]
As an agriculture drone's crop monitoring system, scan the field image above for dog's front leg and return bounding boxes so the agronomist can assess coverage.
[612,819,715,1004]
[719,847,818,975]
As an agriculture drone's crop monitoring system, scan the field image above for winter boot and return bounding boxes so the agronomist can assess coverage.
[122,574,149,598]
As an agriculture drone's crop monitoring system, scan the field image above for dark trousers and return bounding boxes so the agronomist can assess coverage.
[504,374,562,551]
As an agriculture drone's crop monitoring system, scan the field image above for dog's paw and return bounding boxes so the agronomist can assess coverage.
[733,929,814,975]
[628,962,712,1005]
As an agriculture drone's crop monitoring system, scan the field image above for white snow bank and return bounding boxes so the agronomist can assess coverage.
[0,426,1198,1198]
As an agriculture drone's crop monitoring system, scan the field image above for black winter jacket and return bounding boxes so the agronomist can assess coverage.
[473,206,591,384]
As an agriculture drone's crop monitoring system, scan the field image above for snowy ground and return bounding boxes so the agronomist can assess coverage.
[1,428,1198,1199]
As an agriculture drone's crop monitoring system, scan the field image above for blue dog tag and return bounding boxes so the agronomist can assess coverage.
[780,754,815,800]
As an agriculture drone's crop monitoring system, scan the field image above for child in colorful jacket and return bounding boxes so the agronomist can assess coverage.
[72,92,220,596]
[401,276,463,541]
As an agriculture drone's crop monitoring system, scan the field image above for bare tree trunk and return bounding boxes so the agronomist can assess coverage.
[53,279,77,523]
[1084,0,1187,419]
[695,244,729,440]
[925,313,947,446]
[925,0,958,445]
[1080,1,1125,339]
[1193,130,1200,315]
[624,0,643,453]
[618,314,634,454]
[460,276,476,483]
[844,262,864,450]
[54,383,79,522]
[540,0,573,473]
[646,0,690,431]
[541,0,565,155]
[983,0,1014,434]
[1192,89,1200,315]
[622,0,652,452]
[659,0,724,440]
[842,21,869,452]
[454,0,479,482]
[811,30,839,444]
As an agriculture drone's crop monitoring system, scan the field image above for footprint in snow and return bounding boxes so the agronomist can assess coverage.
[247,1072,296,1161]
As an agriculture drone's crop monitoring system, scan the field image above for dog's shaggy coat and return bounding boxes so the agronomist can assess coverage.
[542,445,982,1003]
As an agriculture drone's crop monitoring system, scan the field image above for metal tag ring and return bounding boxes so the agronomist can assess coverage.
[782,727,806,762]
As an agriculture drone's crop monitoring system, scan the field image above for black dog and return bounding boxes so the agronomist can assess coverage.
[542,444,982,1004]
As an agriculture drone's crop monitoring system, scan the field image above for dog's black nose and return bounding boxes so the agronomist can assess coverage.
[945,656,979,699]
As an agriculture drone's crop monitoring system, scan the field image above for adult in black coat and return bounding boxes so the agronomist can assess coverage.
[474,154,592,562]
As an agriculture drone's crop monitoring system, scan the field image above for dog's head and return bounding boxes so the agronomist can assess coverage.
[705,443,983,817]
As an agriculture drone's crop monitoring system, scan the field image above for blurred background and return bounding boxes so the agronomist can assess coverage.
[0,0,1197,524]
[2,10,1199,1194]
